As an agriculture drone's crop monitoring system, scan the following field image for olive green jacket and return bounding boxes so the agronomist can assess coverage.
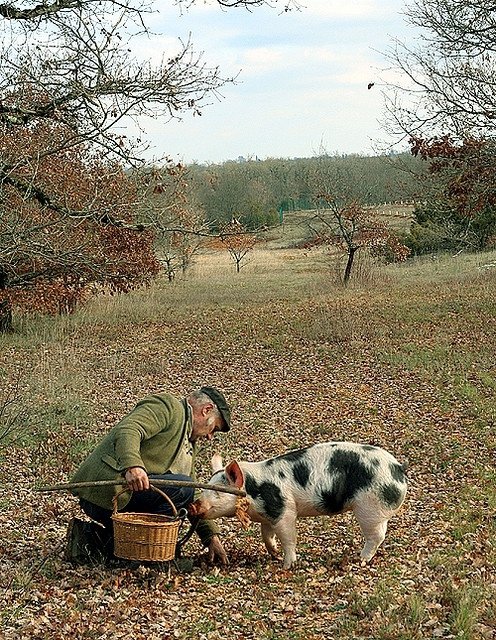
[71,392,219,545]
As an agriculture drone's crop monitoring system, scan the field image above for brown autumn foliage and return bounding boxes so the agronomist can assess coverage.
[211,219,259,272]
[408,136,496,251]
[410,135,496,218]
[0,89,160,317]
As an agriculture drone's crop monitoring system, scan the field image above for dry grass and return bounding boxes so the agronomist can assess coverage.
[1,239,495,640]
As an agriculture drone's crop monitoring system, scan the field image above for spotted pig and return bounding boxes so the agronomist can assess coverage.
[190,442,407,569]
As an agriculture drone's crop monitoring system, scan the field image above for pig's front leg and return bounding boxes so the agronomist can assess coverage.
[261,522,280,559]
[273,515,298,569]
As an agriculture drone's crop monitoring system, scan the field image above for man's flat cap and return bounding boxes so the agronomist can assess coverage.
[200,386,231,432]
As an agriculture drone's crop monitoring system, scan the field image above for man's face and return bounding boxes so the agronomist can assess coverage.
[190,403,223,442]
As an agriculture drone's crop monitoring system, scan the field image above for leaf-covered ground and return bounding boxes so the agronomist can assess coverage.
[1,249,495,640]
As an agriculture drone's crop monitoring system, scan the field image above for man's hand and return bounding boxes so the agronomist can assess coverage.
[125,466,150,491]
[207,535,228,565]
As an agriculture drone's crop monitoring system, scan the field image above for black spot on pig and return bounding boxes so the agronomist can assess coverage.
[321,449,374,513]
[390,463,407,483]
[278,471,286,479]
[260,482,285,521]
[328,450,374,488]
[245,475,258,499]
[381,483,402,507]
[245,476,285,521]
[320,489,344,514]
[361,445,377,451]
[292,460,310,488]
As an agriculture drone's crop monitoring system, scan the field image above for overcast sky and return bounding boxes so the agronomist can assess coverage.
[130,0,416,164]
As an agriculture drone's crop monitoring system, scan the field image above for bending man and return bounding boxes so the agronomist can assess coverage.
[67,386,231,565]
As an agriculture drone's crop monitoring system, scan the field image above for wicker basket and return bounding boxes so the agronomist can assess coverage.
[112,485,182,562]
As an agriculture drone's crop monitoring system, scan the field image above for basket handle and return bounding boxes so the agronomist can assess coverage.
[112,483,178,518]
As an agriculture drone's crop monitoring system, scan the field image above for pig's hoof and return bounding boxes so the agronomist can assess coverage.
[282,555,297,569]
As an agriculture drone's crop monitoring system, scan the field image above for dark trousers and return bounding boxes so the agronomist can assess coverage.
[79,473,195,532]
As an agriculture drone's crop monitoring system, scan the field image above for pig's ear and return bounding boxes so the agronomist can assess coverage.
[225,460,245,488]
[211,453,224,473]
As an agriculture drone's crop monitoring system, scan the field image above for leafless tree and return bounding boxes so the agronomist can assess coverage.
[1,1,233,166]
[216,219,258,272]
[175,0,300,11]
[138,162,207,280]
[309,196,409,284]
[383,0,496,142]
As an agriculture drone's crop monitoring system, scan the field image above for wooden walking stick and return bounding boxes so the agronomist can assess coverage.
[36,478,246,497]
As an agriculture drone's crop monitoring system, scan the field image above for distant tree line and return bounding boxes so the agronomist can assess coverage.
[185,152,423,230]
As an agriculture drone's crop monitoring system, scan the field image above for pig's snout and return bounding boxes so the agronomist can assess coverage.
[188,500,209,519]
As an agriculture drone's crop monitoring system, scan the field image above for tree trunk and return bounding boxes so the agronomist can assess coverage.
[343,247,357,284]
[0,300,13,333]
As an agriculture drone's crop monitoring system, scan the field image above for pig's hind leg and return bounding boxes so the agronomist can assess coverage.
[358,519,388,561]
[352,494,390,562]
[273,516,298,569]
[261,522,280,559]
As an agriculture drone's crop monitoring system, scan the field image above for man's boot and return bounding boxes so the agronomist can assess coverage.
[64,518,113,565]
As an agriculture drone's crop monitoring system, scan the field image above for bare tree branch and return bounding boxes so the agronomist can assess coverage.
[382,0,496,141]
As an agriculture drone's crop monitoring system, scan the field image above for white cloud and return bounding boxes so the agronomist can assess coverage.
[120,0,412,162]
[229,44,382,97]
[297,0,378,18]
